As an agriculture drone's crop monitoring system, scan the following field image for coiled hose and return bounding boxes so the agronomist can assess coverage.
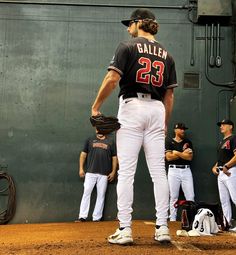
[0,171,16,224]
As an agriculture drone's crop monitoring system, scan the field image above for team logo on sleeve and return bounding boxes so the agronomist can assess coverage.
[110,55,115,64]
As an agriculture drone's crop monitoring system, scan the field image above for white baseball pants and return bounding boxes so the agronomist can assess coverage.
[217,166,236,224]
[116,95,169,228]
[168,165,195,221]
[79,173,108,221]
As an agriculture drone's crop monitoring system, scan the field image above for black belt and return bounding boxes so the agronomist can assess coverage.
[169,165,190,169]
[122,92,161,101]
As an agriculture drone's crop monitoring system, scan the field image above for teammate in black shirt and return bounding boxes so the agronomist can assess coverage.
[165,123,195,221]
[91,8,178,244]
[212,119,236,231]
[76,131,117,222]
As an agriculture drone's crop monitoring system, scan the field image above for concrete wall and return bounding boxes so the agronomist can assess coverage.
[0,0,235,223]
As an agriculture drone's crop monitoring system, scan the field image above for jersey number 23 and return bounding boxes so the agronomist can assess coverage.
[136,57,165,87]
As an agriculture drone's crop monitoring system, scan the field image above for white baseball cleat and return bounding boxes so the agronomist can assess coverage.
[229,226,236,232]
[155,225,171,243]
[108,227,133,245]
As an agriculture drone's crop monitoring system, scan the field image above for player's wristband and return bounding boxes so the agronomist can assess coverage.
[224,164,229,170]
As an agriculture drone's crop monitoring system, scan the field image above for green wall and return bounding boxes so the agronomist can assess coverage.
[0,0,235,223]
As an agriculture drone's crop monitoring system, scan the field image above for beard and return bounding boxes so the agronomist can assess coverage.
[130,27,138,38]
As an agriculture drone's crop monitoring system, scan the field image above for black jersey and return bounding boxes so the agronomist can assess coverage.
[82,136,117,175]
[217,135,236,167]
[108,37,177,100]
[165,137,193,166]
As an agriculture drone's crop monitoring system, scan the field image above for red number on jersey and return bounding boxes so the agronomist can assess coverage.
[152,60,164,87]
[136,57,165,87]
[136,57,151,84]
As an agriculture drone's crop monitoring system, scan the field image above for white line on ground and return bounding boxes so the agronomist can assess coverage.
[172,241,201,251]
[143,221,155,225]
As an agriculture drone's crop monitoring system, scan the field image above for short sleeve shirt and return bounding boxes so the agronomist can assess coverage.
[217,135,236,166]
[165,137,193,165]
[108,37,178,100]
[82,136,117,175]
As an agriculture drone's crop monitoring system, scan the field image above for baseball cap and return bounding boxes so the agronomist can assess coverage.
[174,123,188,130]
[217,119,234,127]
[121,8,156,27]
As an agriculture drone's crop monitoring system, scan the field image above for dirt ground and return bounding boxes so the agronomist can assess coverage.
[0,220,236,255]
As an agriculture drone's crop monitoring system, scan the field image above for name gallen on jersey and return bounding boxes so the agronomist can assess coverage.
[136,43,167,60]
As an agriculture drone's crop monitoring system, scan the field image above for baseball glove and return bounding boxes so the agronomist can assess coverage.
[90,114,121,135]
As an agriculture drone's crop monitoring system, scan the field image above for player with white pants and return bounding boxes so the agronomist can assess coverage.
[91,8,178,245]
[212,119,236,231]
[79,173,109,221]
[116,95,169,228]
[76,131,117,222]
[165,123,195,221]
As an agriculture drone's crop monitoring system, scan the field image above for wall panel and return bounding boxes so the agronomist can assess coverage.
[0,1,235,223]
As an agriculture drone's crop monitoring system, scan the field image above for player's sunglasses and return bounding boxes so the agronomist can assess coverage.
[128,19,139,27]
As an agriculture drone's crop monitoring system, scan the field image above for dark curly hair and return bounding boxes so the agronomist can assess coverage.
[139,19,159,35]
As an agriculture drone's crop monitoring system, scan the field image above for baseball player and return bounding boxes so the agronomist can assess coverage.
[75,130,117,222]
[212,119,236,232]
[165,123,195,221]
[91,8,178,244]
